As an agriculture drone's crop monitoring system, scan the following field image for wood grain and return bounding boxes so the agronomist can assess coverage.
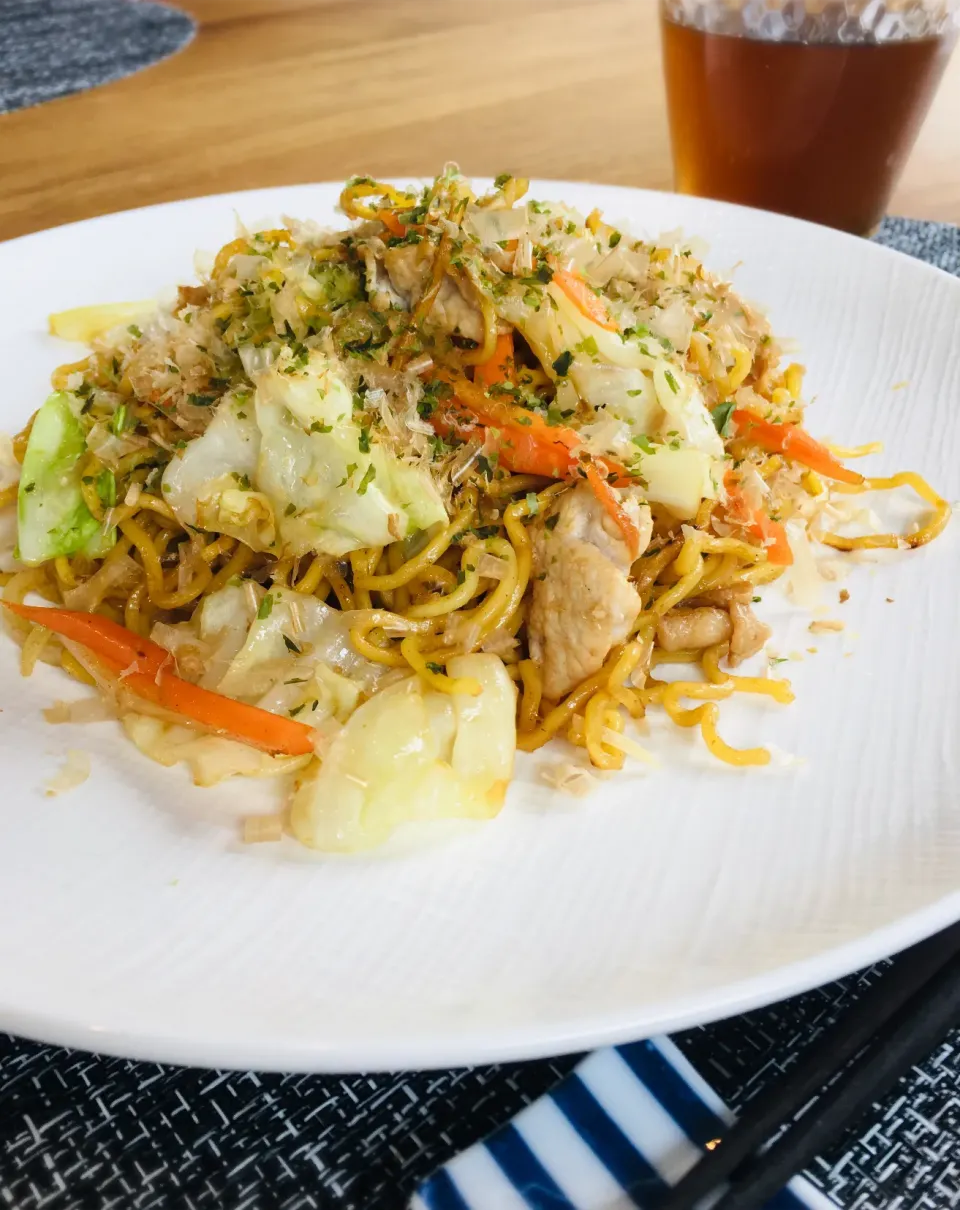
[0,0,958,242]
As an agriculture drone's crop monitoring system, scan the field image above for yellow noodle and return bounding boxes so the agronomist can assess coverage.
[662,681,771,766]
[54,556,78,590]
[387,542,411,612]
[400,635,482,696]
[293,556,327,596]
[484,474,549,498]
[458,536,520,641]
[356,497,475,592]
[406,546,484,618]
[652,552,704,615]
[327,565,356,611]
[826,440,883,459]
[715,346,752,396]
[207,542,255,594]
[818,471,950,551]
[783,362,804,400]
[60,648,96,686]
[517,659,542,734]
[702,644,795,703]
[20,624,52,676]
[700,704,771,766]
[124,583,152,636]
[584,691,624,771]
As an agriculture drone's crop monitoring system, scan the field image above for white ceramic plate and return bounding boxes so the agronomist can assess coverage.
[1,182,958,1073]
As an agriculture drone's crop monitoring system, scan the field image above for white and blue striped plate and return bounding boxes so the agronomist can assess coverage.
[411,1038,836,1210]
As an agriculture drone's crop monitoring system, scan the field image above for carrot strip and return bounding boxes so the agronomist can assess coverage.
[433,372,634,484]
[585,464,641,556]
[552,266,617,331]
[474,331,515,389]
[108,666,316,756]
[733,409,863,485]
[723,473,793,565]
[3,602,316,756]
[377,209,406,238]
[429,370,639,539]
[4,601,170,676]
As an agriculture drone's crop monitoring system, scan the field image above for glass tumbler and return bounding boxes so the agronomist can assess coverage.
[660,0,959,233]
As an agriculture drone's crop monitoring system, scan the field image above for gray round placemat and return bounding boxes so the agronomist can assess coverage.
[0,217,956,1210]
[874,214,960,276]
[0,0,196,115]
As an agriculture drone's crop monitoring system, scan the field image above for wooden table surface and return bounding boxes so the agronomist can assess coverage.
[2,0,959,242]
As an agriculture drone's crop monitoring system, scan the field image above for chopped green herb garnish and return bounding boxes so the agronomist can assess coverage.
[284,502,297,516]
[663,369,680,394]
[426,662,444,675]
[96,470,117,508]
[283,635,301,654]
[552,350,574,377]
[357,464,376,495]
[711,401,736,437]
[257,594,274,620]
[127,324,141,338]
[545,513,560,531]
[358,426,371,453]
[609,231,622,248]
[109,404,128,436]
[631,434,655,455]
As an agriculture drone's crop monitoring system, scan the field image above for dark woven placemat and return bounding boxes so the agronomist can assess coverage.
[0,216,956,1210]
[0,0,195,115]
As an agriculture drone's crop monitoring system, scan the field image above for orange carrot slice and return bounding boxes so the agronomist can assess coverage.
[552,266,617,331]
[4,602,316,756]
[733,410,864,485]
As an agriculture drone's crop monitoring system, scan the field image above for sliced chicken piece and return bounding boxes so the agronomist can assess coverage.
[529,484,652,700]
[381,242,425,299]
[383,244,484,342]
[688,584,771,664]
[727,601,771,664]
[656,607,732,652]
[358,241,407,312]
[431,276,484,343]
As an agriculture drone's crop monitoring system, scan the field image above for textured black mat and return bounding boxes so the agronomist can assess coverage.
[0,0,195,115]
[0,217,956,1209]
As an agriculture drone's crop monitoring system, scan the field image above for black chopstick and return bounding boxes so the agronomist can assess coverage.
[658,920,960,1210]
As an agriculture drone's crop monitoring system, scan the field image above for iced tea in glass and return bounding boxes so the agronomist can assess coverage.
[661,0,958,233]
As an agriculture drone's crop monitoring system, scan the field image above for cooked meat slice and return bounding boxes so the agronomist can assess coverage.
[688,584,771,663]
[358,241,407,311]
[383,244,484,341]
[656,607,732,652]
[727,600,771,664]
[381,242,425,300]
[528,484,652,700]
[431,276,484,342]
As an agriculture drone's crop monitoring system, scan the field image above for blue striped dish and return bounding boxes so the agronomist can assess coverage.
[410,1037,836,1210]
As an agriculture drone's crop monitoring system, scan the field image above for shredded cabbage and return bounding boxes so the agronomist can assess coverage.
[163,352,447,558]
[289,654,516,852]
[17,392,107,565]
